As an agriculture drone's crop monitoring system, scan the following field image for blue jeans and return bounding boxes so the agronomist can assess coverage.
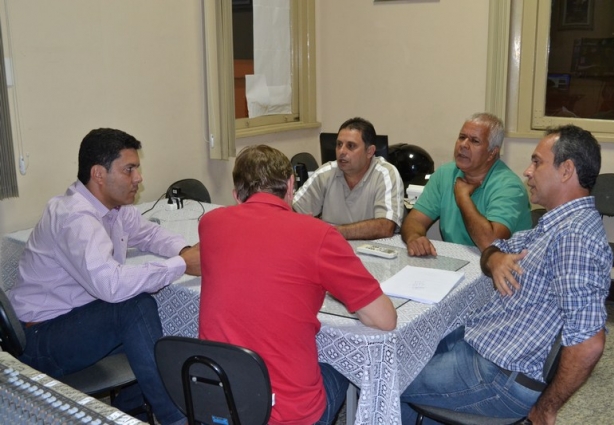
[315,362,350,425]
[400,327,541,425]
[19,293,184,425]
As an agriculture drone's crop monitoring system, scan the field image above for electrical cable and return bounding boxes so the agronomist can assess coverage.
[140,192,166,215]
[196,200,206,221]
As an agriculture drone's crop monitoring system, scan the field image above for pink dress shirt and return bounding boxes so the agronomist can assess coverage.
[9,181,187,322]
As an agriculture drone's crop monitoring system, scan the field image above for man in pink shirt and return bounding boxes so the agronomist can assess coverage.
[9,128,200,425]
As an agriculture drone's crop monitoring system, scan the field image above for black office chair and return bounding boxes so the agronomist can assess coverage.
[387,143,435,188]
[166,178,212,203]
[319,132,389,163]
[155,336,272,425]
[409,332,563,425]
[291,152,319,172]
[0,287,154,424]
[592,173,614,264]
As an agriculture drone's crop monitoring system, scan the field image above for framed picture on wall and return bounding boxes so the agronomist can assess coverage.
[559,0,594,30]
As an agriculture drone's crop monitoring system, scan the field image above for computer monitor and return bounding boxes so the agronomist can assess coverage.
[319,132,389,164]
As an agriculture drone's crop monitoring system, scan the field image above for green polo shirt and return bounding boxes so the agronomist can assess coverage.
[414,160,532,246]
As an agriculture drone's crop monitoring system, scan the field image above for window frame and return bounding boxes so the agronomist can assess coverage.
[0,19,18,199]
[486,0,614,142]
[202,0,318,160]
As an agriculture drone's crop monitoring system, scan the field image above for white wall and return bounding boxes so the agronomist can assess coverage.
[317,0,488,164]
[0,1,207,231]
[1,0,613,241]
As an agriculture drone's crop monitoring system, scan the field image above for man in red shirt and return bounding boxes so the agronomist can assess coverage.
[198,145,397,424]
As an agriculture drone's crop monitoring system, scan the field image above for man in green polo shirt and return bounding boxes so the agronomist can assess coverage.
[401,112,531,256]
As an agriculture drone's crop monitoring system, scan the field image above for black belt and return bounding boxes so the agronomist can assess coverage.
[501,368,546,392]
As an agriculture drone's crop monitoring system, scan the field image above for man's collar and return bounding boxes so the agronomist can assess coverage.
[244,192,291,210]
[537,196,595,231]
[72,181,116,216]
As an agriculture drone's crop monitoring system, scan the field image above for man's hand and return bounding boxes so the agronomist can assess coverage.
[401,209,436,256]
[481,246,527,296]
[526,407,556,425]
[454,177,512,252]
[454,176,480,199]
[406,236,437,257]
[180,243,201,276]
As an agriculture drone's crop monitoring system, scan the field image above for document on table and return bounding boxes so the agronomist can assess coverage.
[380,266,464,304]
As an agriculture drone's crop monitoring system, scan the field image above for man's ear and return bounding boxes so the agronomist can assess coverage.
[488,146,500,160]
[560,159,576,183]
[90,165,106,184]
[366,144,376,158]
[284,175,295,204]
[232,189,242,205]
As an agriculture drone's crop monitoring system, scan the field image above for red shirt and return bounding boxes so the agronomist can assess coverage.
[198,193,382,424]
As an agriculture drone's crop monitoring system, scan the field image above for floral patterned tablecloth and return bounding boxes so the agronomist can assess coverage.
[1,201,492,425]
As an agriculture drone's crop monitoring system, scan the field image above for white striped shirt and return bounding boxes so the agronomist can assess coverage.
[293,157,404,228]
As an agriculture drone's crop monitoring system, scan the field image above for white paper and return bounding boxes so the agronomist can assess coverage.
[380,266,464,304]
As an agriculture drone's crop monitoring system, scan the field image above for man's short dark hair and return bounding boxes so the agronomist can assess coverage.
[233,145,293,203]
[338,117,377,148]
[547,124,601,190]
[78,128,142,185]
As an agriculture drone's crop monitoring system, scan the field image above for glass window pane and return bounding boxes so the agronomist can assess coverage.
[546,0,614,120]
[232,0,293,120]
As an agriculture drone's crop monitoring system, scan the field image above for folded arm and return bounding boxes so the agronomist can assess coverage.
[335,218,396,240]
[57,213,187,303]
[455,177,511,251]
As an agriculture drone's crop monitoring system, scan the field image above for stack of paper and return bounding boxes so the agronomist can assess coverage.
[380,266,464,304]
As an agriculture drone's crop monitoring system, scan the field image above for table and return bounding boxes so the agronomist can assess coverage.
[151,205,492,424]
[1,200,493,425]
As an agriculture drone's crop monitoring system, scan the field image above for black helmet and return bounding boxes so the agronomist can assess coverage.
[388,144,434,189]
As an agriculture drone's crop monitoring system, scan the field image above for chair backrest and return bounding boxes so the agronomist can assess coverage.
[155,336,272,425]
[290,152,318,172]
[543,330,563,384]
[592,173,614,217]
[387,143,434,188]
[166,179,211,204]
[0,286,26,357]
[531,208,547,228]
[319,132,389,163]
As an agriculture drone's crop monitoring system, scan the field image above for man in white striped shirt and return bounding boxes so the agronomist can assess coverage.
[293,117,405,240]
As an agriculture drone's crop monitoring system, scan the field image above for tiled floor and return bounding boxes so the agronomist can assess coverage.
[555,301,614,424]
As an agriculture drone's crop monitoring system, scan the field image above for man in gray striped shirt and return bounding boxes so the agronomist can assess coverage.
[293,117,404,240]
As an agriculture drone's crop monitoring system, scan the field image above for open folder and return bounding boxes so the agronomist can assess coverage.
[380,265,464,304]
